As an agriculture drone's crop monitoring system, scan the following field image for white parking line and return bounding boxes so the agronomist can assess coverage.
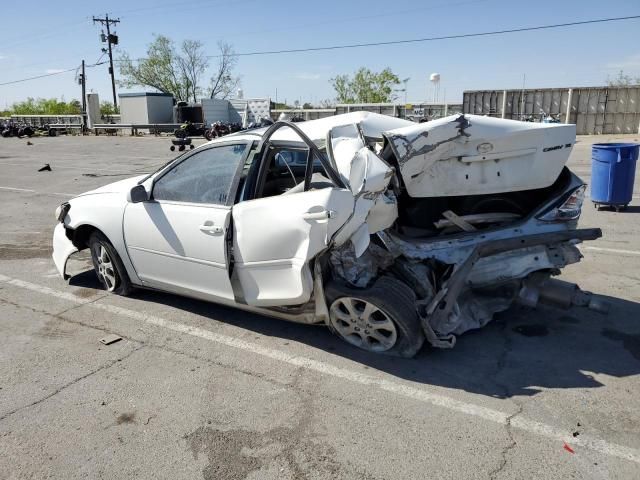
[0,272,638,464]
[582,246,640,256]
[0,186,76,197]
[0,186,35,193]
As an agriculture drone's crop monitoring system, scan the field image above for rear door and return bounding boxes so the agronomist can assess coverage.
[231,187,353,306]
[230,122,354,307]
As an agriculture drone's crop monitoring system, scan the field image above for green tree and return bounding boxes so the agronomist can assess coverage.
[100,101,118,117]
[5,97,82,115]
[331,67,401,103]
[118,35,208,102]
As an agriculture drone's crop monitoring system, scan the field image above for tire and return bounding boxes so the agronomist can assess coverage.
[89,231,132,296]
[324,276,425,357]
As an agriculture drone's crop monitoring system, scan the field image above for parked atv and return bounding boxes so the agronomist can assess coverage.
[174,121,206,139]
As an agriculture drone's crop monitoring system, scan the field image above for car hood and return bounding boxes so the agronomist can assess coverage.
[74,175,148,198]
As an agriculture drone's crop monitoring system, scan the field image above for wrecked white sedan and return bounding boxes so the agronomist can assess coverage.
[52,112,604,357]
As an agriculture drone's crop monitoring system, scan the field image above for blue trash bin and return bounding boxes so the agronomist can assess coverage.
[591,143,639,211]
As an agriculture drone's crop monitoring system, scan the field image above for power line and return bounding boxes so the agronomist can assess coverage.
[202,14,640,58]
[0,62,107,87]
[0,68,77,86]
[3,14,639,87]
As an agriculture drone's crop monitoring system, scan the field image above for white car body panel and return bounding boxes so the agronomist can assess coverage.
[123,201,234,301]
[231,187,354,306]
[384,114,575,197]
[326,123,398,256]
[52,223,78,279]
[266,111,412,145]
[61,191,142,284]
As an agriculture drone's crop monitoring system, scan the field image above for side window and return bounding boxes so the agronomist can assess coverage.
[153,144,247,205]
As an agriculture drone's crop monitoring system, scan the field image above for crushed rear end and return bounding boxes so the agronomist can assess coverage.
[322,113,604,348]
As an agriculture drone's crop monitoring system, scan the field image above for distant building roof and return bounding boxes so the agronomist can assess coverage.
[119,92,173,98]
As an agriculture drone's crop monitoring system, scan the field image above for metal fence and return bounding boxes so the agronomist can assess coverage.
[463,87,640,135]
[5,114,121,126]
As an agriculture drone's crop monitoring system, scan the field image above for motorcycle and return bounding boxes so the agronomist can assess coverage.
[540,110,561,123]
[204,121,242,140]
[1,120,34,138]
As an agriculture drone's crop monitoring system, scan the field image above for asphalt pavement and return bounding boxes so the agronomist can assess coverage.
[0,132,639,479]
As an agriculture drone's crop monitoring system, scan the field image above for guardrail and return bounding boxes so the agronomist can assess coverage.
[93,123,181,135]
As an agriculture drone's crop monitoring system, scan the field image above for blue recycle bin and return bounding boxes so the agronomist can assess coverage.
[591,143,639,211]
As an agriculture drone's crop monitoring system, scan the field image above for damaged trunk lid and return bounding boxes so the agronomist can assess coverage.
[382,114,576,197]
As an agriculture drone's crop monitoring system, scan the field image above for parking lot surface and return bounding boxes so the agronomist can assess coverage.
[1,133,639,479]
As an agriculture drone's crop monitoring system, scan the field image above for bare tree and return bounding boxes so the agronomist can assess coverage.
[118,35,209,102]
[607,70,640,87]
[177,40,207,102]
[209,42,240,99]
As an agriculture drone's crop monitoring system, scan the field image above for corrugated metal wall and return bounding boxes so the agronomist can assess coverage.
[335,103,462,119]
[463,87,640,135]
[201,98,230,124]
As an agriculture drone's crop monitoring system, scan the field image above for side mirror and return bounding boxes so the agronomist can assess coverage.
[127,185,149,203]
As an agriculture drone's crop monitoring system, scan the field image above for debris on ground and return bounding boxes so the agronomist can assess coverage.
[563,443,575,454]
[99,334,123,345]
[38,164,51,172]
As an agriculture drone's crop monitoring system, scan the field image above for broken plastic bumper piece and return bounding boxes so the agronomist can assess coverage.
[52,223,78,280]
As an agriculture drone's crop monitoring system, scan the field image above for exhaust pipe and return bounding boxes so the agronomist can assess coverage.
[518,277,609,314]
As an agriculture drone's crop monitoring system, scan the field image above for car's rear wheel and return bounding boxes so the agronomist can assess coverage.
[325,276,425,357]
[89,231,132,296]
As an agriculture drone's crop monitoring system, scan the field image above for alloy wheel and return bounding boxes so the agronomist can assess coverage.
[329,297,398,352]
[95,244,117,292]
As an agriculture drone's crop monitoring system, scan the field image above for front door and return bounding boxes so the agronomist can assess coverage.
[123,142,249,301]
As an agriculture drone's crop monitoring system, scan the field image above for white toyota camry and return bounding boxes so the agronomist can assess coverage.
[53,112,602,357]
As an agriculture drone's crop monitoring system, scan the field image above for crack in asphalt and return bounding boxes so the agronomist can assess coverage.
[487,320,523,480]
[0,294,139,344]
[0,345,145,424]
[0,293,423,441]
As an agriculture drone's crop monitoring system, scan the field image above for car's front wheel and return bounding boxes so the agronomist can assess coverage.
[89,231,132,296]
[325,276,425,357]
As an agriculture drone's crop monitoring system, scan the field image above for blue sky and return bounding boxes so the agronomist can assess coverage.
[1,0,640,107]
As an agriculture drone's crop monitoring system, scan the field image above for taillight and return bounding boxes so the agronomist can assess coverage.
[537,185,586,222]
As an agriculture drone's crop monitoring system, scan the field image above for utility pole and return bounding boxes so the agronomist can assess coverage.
[93,14,120,109]
[79,60,87,132]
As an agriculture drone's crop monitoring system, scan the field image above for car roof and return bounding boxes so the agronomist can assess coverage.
[202,112,415,147]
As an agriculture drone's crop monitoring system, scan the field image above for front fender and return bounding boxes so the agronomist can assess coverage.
[54,193,142,285]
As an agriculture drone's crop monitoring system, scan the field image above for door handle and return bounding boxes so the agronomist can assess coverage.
[302,209,336,220]
[199,222,223,234]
